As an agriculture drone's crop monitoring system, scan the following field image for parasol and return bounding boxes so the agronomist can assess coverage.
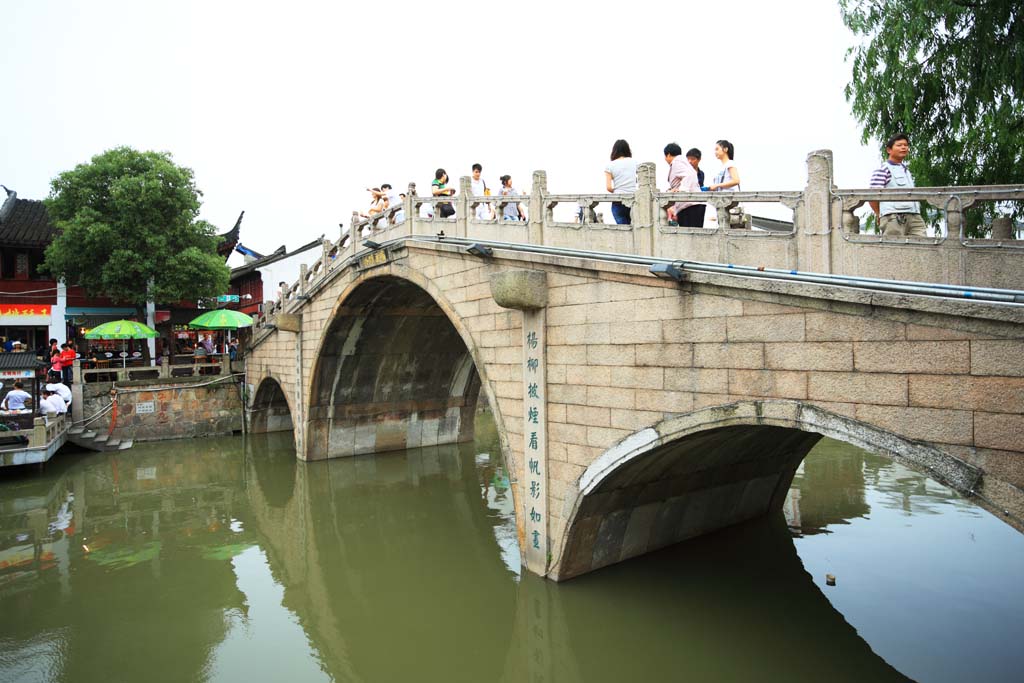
[189,310,253,355]
[83,320,159,367]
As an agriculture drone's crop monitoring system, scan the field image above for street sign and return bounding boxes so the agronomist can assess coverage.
[216,295,240,303]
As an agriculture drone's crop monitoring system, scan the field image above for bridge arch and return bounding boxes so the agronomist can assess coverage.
[304,264,512,471]
[551,400,982,580]
[250,377,295,434]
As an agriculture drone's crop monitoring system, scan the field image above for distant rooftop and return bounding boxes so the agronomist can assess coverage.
[230,236,324,281]
[0,187,56,248]
[217,211,243,259]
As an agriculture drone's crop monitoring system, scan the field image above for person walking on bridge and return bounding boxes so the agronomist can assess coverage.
[432,169,456,218]
[664,142,702,227]
[686,148,706,226]
[605,139,637,225]
[499,175,526,221]
[470,164,495,220]
[869,132,927,237]
[707,139,740,191]
[381,183,403,223]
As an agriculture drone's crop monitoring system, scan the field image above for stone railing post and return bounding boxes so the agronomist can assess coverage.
[801,149,835,273]
[321,238,333,271]
[32,417,46,448]
[349,211,361,254]
[405,182,416,236]
[634,162,656,256]
[457,176,471,238]
[944,198,963,239]
[160,356,169,378]
[72,358,82,385]
[299,263,308,296]
[529,170,547,245]
[991,216,1014,240]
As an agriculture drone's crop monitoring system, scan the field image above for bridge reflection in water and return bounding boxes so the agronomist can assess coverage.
[2,418,1023,682]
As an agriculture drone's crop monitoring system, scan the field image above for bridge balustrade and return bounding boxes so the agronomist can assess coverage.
[75,356,231,384]
[252,149,1022,332]
[836,185,1024,247]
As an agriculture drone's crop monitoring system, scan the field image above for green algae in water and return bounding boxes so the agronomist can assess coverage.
[87,541,162,569]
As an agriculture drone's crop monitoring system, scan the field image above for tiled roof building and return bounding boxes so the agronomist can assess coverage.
[0,187,57,249]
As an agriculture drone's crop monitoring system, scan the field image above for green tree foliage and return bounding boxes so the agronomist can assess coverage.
[43,147,229,314]
[840,0,1023,226]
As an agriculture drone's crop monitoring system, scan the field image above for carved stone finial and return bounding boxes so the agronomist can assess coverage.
[532,170,547,193]
[637,162,656,187]
[805,149,834,184]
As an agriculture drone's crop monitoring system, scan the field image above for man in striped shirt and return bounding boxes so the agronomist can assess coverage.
[869,133,927,237]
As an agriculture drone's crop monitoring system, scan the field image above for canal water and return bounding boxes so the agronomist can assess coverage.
[1,413,1022,683]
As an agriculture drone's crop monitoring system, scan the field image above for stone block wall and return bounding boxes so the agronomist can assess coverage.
[80,377,243,442]
[247,239,1024,580]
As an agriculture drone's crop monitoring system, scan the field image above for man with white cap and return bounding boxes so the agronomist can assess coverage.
[39,387,67,416]
[47,381,72,407]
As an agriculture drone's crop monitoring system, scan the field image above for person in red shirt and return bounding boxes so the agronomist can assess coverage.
[59,343,76,385]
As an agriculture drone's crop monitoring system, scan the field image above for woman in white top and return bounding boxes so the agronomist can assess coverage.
[604,139,638,225]
[708,139,741,191]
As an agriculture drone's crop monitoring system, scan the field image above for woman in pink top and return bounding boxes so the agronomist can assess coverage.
[49,350,63,382]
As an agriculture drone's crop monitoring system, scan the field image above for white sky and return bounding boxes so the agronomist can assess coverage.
[2,0,882,259]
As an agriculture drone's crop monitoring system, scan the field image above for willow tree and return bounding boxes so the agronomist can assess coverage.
[43,147,229,320]
[840,0,1023,231]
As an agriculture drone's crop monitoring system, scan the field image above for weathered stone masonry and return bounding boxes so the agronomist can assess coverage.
[80,377,243,442]
[246,240,1024,580]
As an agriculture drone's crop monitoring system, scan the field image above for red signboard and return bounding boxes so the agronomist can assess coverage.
[0,304,51,317]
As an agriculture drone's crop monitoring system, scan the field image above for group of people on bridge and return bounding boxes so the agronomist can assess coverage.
[356,131,926,236]
[604,138,741,228]
[361,163,528,224]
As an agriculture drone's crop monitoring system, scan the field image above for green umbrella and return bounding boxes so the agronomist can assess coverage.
[83,320,159,368]
[188,309,254,329]
[189,309,253,356]
[83,320,159,339]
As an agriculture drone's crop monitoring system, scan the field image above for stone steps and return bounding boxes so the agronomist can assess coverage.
[66,425,134,453]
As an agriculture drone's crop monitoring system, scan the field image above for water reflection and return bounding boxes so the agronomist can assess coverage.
[787,441,1024,683]
[786,439,978,536]
[1,422,1022,682]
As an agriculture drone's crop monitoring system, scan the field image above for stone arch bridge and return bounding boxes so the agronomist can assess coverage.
[246,151,1024,580]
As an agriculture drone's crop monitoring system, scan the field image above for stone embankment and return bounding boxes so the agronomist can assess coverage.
[75,375,243,444]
